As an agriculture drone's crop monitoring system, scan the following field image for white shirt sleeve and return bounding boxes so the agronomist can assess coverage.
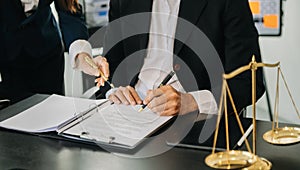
[68,40,92,69]
[188,90,218,118]
[105,88,118,99]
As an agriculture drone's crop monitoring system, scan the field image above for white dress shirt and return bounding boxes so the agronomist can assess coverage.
[135,0,182,99]
[20,0,39,14]
[138,0,217,115]
[72,0,218,115]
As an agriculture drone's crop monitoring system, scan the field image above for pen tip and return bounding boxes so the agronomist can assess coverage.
[138,107,143,112]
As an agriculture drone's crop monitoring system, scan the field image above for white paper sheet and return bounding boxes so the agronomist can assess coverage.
[63,104,172,147]
[0,94,107,133]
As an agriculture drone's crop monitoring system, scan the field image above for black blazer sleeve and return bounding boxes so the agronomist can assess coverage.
[223,0,265,111]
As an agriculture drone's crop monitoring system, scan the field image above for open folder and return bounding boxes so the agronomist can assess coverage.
[0,94,173,149]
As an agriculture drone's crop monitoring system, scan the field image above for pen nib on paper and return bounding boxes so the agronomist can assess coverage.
[138,104,147,112]
[138,107,144,112]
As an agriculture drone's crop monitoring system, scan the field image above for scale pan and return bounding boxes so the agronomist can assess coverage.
[205,150,257,169]
[263,126,300,145]
[242,157,272,170]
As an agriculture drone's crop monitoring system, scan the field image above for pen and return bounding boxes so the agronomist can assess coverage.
[138,71,175,112]
[237,124,253,147]
[84,56,114,88]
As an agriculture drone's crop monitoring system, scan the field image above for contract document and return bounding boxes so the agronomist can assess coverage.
[0,94,172,149]
[62,104,172,148]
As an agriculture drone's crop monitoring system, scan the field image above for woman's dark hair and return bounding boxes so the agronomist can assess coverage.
[57,0,81,13]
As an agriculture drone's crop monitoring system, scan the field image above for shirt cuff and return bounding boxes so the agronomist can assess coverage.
[69,40,92,69]
[105,88,118,99]
[188,90,218,115]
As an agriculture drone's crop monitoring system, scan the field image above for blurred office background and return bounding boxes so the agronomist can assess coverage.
[247,0,300,125]
[51,0,300,124]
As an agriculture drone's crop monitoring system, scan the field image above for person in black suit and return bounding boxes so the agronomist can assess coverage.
[103,0,265,117]
[0,0,108,104]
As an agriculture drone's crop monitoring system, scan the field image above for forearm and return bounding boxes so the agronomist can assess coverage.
[180,93,199,115]
[188,90,218,114]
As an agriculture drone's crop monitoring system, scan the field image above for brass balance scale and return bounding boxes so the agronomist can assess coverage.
[205,56,300,169]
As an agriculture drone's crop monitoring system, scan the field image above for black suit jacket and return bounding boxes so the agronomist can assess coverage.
[0,0,88,68]
[103,0,265,112]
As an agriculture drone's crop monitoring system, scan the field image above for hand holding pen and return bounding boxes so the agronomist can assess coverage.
[138,71,175,112]
[75,53,114,88]
[107,71,175,107]
[75,53,110,87]
[107,70,198,116]
[140,70,199,116]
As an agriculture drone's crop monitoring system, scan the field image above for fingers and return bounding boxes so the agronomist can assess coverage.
[143,88,164,105]
[93,56,109,87]
[147,94,166,110]
[76,53,99,76]
[126,86,142,104]
[95,77,105,87]
[93,56,109,78]
[148,95,180,116]
[144,85,181,116]
[108,86,142,105]
[120,86,136,105]
[108,84,182,116]
[75,53,110,87]
[108,94,121,104]
[148,97,166,113]
[113,87,129,104]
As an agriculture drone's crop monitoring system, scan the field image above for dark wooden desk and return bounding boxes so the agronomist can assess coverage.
[0,95,299,170]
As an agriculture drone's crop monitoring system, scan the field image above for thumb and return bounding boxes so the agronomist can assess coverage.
[76,53,100,76]
[89,67,100,77]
